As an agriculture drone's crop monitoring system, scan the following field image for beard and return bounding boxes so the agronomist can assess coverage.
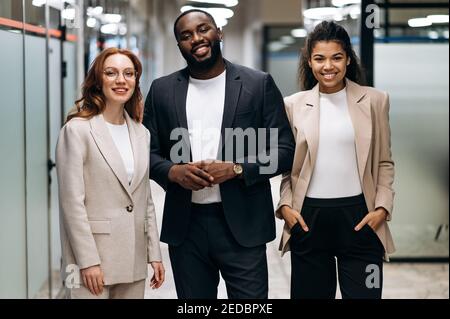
[181,39,222,70]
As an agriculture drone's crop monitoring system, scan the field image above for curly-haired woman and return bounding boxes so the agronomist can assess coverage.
[277,21,395,299]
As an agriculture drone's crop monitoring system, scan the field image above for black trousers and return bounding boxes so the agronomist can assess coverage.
[290,194,385,299]
[169,203,268,299]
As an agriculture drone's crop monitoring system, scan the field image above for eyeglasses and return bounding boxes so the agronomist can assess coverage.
[103,68,137,80]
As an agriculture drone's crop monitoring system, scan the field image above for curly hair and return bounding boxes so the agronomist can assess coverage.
[173,9,218,41]
[299,21,366,91]
[67,47,143,123]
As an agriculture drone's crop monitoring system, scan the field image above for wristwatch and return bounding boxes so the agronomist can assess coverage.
[233,163,243,176]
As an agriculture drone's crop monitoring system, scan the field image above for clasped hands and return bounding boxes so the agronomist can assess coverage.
[169,160,237,191]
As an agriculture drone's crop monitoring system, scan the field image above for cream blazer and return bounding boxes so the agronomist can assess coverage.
[56,112,162,285]
[277,79,395,259]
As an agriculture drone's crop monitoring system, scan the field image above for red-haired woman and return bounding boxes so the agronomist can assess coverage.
[56,48,165,299]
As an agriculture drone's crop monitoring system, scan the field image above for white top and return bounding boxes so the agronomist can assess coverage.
[306,87,363,198]
[106,121,135,184]
[186,71,226,204]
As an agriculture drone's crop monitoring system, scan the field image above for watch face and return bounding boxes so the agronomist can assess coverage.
[234,164,243,175]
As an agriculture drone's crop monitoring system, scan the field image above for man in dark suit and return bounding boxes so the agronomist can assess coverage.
[143,9,295,299]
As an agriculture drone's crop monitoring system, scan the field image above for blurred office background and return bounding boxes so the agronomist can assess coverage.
[0,0,448,299]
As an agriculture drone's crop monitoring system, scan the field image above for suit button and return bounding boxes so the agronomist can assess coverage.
[126,205,134,213]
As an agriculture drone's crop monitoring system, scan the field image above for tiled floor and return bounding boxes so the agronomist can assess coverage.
[145,179,449,299]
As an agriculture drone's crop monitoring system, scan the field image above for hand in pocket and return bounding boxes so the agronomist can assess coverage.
[354,208,388,232]
[280,205,309,233]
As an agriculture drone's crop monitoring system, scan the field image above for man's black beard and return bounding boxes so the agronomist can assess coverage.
[182,39,222,71]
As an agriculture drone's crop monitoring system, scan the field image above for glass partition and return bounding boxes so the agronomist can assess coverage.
[374,42,449,258]
[264,26,305,97]
[1,0,79,298]
[24,0,50,298]
[24,33,50,298]
[49,37,63,298]
[0,27,27,299]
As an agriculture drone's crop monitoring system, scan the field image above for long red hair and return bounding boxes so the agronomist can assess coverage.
[67,48,143,123]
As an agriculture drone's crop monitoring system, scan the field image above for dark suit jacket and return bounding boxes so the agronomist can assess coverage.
[143,60,295,248]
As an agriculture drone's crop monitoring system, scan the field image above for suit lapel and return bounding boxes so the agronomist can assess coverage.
[174,68,190,131]
[174,61,241,158]
[89,114,133,200]
[303,84,320,170]
[125,112,146,194]
[346,79,372,183]
[174,68,193,161]
[220,60,242,151]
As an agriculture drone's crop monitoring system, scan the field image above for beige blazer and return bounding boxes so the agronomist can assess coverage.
[277,79,395,259]
[56,112,162,285]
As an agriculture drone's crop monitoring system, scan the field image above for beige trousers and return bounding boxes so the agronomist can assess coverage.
[66,279,146,299]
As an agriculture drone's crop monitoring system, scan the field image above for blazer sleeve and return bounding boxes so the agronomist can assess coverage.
[374,93,395,220]
[56,123,101,269]
[145,131,163,263]
[275,172,293,219]
[143,82,175,190]
[275,97,295,219]
[241,74,295,186]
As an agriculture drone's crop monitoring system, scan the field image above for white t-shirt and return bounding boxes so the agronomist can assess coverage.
[306,87,363,198]
[186,71,226,204]
[106,122,134,184]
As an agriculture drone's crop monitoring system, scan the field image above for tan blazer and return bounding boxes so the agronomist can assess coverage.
[277,79,395,259]
[56,112,162,285]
